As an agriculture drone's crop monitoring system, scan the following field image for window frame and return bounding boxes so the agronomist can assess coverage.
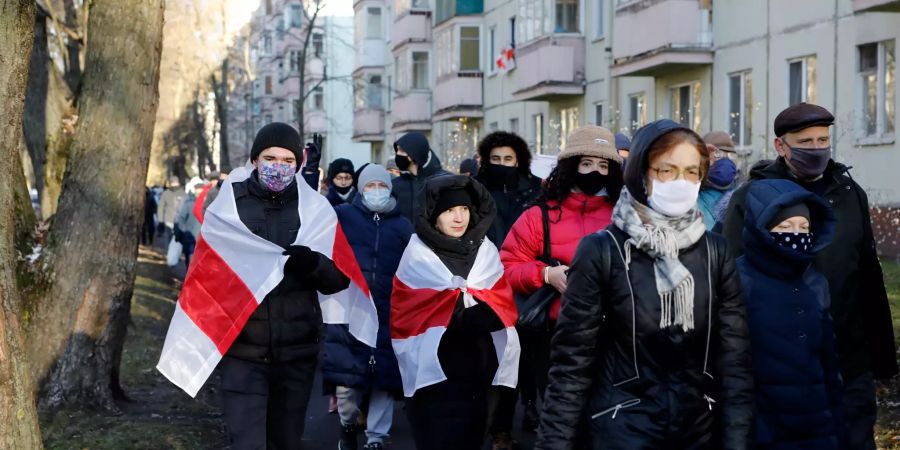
[628,92,646,135]
[534,113,545,155]
[728,70,753,148]
[366,6,384,39]
[593,0,605,40]
[857,40,896,143]
[458,25,482,73]
[410,50,431,91]
[787,55,817,106]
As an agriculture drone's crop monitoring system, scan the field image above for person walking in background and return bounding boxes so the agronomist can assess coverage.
[615,132,631,161]
[459,157,478,177]
[174,177,203,268]
[737,179,845,449]
[326,158,357,207]
[391,132,452,222]
[500,126,624,417]
[324,164,413,450]
[391,175,519,450]
[385,158,401,178]
[157,176,186,244]
[473,130,543,449]
[142,186,157,245]
[698,131,741,230]
[721,103,897,449]
[536,119,753,449]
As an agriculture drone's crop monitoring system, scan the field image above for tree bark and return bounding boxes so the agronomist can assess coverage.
[0,0,42,447]
[26,0,165,412]
[214,58,230,172]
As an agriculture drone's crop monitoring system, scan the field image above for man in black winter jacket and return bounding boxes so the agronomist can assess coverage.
[392,132,452,222]
[722,103,897,450]
[221,122,350,449]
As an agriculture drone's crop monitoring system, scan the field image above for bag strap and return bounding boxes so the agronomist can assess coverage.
[539,204,552,263]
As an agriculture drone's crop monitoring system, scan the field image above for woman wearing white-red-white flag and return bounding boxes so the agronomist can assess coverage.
[391,175,520,450]
[156,122,378,449]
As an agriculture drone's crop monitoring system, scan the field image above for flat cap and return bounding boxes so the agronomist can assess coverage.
[703,131,736,152]
[774,103,834,137]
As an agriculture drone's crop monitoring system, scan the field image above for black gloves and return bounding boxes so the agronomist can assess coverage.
[283,245,319,275]
[303,142,321,173]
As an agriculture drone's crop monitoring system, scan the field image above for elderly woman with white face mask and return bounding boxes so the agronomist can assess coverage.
[535,119,754,450]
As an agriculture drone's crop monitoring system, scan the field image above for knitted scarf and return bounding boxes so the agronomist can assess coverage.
[611,189,706,332]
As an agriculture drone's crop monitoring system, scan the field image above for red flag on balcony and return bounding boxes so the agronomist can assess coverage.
[496,47,516,74]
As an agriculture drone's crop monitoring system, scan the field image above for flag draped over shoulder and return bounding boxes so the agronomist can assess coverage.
[391,235,520,397]
[157,165,378,397]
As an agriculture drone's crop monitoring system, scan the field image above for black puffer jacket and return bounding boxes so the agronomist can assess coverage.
[536,121,753,450]
[721,158,898,382]
[475,169,543,247]
[227,172,350,362]
[392,133,452,222]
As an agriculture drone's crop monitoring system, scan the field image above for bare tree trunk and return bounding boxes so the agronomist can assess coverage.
[23,11,48,202]
[0,0,42,447]
[27,0,165,412]
[215,58,230,172]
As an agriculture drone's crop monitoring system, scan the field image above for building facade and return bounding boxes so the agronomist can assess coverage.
[226,0,370,170]
[351,0,900,207]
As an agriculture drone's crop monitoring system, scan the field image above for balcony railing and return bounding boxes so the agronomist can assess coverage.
[433,73,483,121]
[512,35,585,101]
[391,90,432,132]
[353,109,386,141]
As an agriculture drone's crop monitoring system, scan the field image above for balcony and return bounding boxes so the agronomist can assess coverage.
[853,0,900,11]
[512,35,585,102]
[305,110,328,134]
[392,11,432,50]
[611,0,713,77]
[353,109,386,141]
[356,38,386,69]
[391,91,432,132]
[432,73,483,121]
[434,0,483,25]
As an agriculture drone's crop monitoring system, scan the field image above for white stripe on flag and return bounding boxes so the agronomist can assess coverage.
[491,327,520,388]
[392,327,450,397]
[156,302,221,398]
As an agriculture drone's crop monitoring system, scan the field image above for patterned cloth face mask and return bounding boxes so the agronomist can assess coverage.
[258,161,297,192]
[770,231,814,252]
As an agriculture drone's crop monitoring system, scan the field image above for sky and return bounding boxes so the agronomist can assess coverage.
[225,0,355,35]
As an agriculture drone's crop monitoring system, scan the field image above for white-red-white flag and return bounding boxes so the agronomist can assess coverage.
[157,165,378,397]
[391,235,520,397]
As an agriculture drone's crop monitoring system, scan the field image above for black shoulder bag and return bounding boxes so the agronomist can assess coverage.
[516,205,562,331]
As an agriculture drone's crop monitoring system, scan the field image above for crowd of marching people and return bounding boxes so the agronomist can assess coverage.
[154,102,897,450]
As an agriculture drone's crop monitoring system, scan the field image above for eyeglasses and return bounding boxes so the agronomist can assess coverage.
[649,165,703,183]
[712,149,735,161]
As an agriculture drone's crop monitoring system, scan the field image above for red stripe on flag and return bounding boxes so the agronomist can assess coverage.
[332,223,372,298]
[178,235,259,354]
[193,184,212,223]
[390,278,458,339]
[469,276,518,328]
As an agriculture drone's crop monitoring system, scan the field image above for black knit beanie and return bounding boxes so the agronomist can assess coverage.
[250,122,304,163]
[430,187,473,224]
[767,203,811,230]
[328,158,356,181]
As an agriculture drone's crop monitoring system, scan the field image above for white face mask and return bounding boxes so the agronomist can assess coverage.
[648,179,701,217]
[362,187,392,212]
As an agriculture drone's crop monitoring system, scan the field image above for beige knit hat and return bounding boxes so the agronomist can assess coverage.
[558,125,623,164]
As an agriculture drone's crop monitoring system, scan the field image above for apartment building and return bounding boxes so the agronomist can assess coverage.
[226,0,369,169]
[351,0,900,207]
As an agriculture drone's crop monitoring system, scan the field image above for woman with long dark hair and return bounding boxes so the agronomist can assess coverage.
[500,126,624,405]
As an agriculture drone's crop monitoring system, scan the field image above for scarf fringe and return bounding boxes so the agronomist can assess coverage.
[659,276,695,332]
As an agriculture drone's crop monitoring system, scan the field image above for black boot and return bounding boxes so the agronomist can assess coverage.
[339,423,358,450]
[522,400,539,431]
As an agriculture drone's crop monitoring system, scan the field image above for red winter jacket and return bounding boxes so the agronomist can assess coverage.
[500,192,615,320]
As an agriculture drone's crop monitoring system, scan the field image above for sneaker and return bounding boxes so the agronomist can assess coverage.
[338,423,358,450]
[362,443,383,450]
[491,431,517,450]
[522,400,539,431]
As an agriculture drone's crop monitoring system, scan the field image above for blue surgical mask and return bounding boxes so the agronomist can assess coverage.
[707,158,738,188]
[362,188,392,212]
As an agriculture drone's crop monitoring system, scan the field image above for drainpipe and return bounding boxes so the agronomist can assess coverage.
[608,0,617,132]
[832,0,839,158]
[764,0,771,160]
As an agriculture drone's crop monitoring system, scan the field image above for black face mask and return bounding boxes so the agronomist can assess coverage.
[333,184,353,195]
[483,163,518,187]
[575,171,608,196]
[395,154,411,172]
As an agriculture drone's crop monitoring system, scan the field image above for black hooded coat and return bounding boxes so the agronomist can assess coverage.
[391,132,452,222]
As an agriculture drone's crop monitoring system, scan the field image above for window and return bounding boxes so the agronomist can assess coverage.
[395,56,405,91]
[670,82,701,130]
[264,33,273,55]
[252,98,261,115]
[490,122,499,132]
[509,17,516,48]
[595,103,604,126]
[436,28,453,77]
[629,93,646,134]
[460,26,481,72]
[859,40,895,138]
[728,71,753,147]
[313,87,324,110]
[412,51,429,89]
[534,114,544,154]
[265,114,273,124]
[412,0,428,10]
[313,33,324,58]
[290,4,303,27]
[367,7,383,39]
[265,76,273,95]
[387,75,393,111]
[509,118,519,134]
[594,0,604,39]
[788,55,817,106]
[559,107,579,150]
[488,27,497,74]
[367,75,383,109]
[556,0,578,33]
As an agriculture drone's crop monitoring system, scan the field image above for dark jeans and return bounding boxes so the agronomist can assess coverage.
[180,232,196,268]
[845,371,877,450]
[406,379,489,450]
[141,218,155,245]
[220,355,318,450]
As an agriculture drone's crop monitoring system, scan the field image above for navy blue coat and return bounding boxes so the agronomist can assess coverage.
[736,179,845,450]
[322,195,412,393]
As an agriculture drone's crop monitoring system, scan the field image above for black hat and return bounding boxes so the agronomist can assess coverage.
[430,187,473,224]
[459,158,478,175]
[774,103,834,137]
[328,158,355,181]
[250,122,304,163]
[766,202,811,230]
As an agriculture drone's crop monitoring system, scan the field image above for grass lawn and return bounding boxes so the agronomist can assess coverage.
[876,260,900,449]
